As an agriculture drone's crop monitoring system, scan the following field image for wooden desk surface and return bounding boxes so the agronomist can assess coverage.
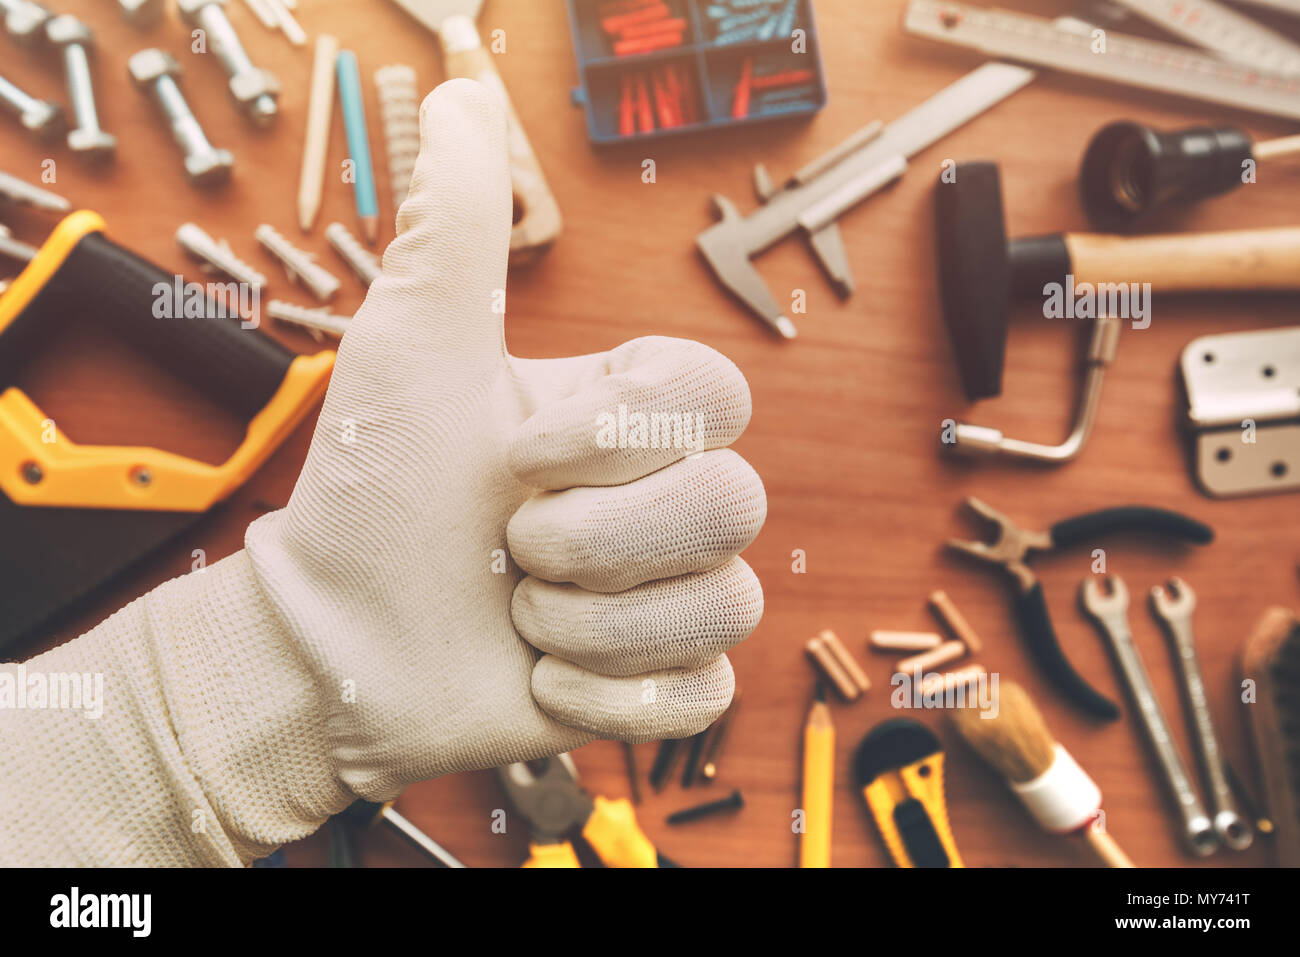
[4,0,1297,868]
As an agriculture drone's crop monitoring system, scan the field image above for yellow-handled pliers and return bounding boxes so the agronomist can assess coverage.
[496,753,676,868]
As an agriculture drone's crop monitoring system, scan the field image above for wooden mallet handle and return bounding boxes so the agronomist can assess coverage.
[1066,227,1300,290]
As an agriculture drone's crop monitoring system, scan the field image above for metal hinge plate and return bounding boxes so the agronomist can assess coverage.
[1180,327,1300,497]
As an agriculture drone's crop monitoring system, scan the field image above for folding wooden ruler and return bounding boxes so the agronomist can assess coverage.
[902,0,1300,121]
[1108,0,1300,74]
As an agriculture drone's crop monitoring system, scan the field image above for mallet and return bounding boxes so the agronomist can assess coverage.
[936,161,1300,400]
[1080,121,1300,230]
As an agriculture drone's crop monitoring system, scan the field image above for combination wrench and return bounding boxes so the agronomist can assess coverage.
[1080,575,1218,856]
[1150,578,1253,850]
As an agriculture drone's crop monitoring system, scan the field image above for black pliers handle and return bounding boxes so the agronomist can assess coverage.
[949,498,1213,720]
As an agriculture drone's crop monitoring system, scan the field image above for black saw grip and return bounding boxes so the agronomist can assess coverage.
[0,230,293,419]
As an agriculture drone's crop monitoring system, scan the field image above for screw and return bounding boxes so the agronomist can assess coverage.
[665,789,745,824]
[0,0,50,45]
[20,461,43,484]
[129,49,233,188]
[179,0,279,126]
[130,467,153,487]
[46,15,116,163]
[0,73,65,141]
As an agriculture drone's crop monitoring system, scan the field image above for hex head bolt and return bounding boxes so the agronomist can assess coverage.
[45,15,116,163]
[0,72,64,141]
[0,0,51,46]
[178,0,279,126]
[129,49,233,188]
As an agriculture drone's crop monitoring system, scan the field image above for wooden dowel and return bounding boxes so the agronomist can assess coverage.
[1253,134,1300,161]
[806,636,860,701]
[896,640,967,675]
[819,629,871,691]
[928,590,984,653]
[870,630,943,652]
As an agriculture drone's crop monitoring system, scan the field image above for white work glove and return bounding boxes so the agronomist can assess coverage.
[0,79,765,866]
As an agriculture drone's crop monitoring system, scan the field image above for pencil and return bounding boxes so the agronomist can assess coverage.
[336,49,380,245]
[800,684,834,868]
[298,34,338,233]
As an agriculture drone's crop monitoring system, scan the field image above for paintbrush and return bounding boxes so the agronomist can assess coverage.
[951,681,1134,867]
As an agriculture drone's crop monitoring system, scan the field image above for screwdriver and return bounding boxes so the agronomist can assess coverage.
[341,799,466,868]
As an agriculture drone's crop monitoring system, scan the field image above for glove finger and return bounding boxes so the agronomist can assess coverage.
[356,78,511,365]
[506,448,766,592]
[512,557,762,676]
[509,337,752,490]
[532,654,735,742]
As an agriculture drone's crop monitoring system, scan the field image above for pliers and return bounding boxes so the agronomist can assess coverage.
[496,753,676,868]
[947,497,1213,721]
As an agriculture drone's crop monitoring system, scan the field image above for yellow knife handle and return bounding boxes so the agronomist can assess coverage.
[522,841,581,868]
[581,796,659,868]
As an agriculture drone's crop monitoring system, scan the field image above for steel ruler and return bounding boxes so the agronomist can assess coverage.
[1230,0,1300,18]
[1109,0,1300,74]
[903,1,1300,122]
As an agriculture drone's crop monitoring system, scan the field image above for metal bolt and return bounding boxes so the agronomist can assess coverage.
[0,72,65,141]
[130,467,153,487]
[45,15,116,163]
[20,461,43,484]
[129,49,233,188]
[0,0,50,45]
[179,0,279,126]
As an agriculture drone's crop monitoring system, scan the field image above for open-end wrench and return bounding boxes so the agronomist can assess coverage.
[1150,578,1253,850]
[1080,575,1218,856]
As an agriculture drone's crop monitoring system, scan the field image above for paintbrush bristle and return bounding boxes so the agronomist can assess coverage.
[950,681,1056,784]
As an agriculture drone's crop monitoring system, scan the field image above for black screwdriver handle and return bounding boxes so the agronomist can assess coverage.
[1051,507,1214,551]
[1013,584,1121,721]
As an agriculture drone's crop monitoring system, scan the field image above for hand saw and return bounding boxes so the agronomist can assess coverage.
[0,212,334,652]
[387,0,562,263]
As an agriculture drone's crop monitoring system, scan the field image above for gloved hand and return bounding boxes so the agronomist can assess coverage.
[0,79,765,866]
[247,77,767,798]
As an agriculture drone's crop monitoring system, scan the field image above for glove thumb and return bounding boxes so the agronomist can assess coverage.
[361,78,512,365]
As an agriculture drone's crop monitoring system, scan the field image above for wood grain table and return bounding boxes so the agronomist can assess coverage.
[3,0,1297,868]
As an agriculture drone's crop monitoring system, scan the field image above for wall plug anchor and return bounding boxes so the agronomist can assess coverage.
[0,169,70,212]
[240,0,277,29]
[176,223,267,290]
[325,222,382,286]
[266,0,306,46]
[267,299,351,340]
[0,223,40,263]
[374,64,420,206]
[255,223,340,301]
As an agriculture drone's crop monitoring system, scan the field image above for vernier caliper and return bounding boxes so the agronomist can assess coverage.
[695,11,1113,338]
